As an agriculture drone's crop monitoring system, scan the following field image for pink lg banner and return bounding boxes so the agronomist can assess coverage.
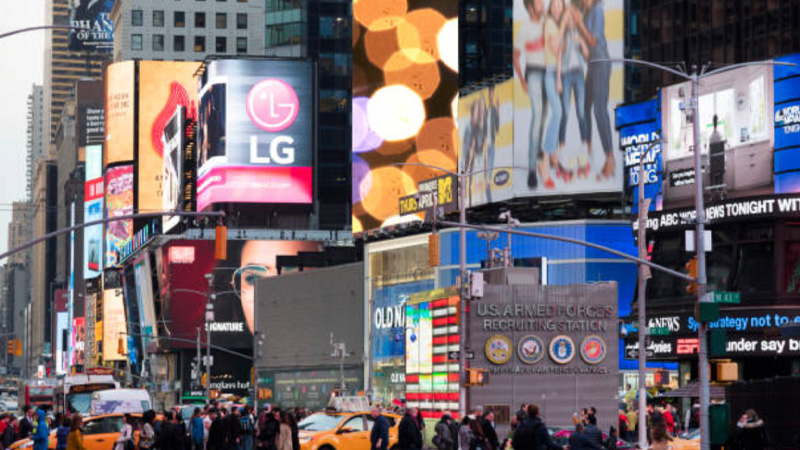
[197,165,312,211]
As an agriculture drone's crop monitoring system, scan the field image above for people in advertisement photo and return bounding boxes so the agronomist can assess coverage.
[513,0,621,195]
[68,0,114,52]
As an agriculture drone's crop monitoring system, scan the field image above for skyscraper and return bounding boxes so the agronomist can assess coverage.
[27,85,46,201]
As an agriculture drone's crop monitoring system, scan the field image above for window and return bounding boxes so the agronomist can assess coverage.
[734,242,774,294]
[131,34,143,50]
[216,36,226,53]
[342,416,366,432]
[236,13,247,29]
[265,0,301,12]
[266,22,302,47]
[319,53,349,76]
[236,37,247,53]
[173,35,185,52]
[153,10,165,27]
[82,418,105,435]
[320,90,348,112]
[153,34,165,51]
[174,11,186,28]
[320,16,349,39]
[131,9,143,26]
[195,12,206,28]
[216,13,227,29]
[194,36,205,52]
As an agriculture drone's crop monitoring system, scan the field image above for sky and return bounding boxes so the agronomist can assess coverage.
[0,3,45,255]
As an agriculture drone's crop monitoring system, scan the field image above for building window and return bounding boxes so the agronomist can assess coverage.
[236,13,247,29]
[265,0,300,12]
[320,16,348,39]
[320,89,348,112]
[132,10,143,26]
[216,13,227,29]
[266,22,302,47]
[132,34,143,50]
[216,36,226,53]
[173,35,185,52]
[174,11,186,28]
[236,37,247,53]
[153,10,165,27]
[194,36,205,52]
[153,34,165,51]
[195,12,206,28]
[319,52,349,77]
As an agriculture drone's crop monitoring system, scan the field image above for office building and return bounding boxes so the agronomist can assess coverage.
[459,0,513,88]
[111,0,265,61]
[27,85,46,201]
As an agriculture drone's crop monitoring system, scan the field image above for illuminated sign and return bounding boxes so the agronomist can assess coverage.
[169,246,196,264]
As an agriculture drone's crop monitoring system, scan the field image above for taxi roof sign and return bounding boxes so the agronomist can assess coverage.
[328,396,370,412]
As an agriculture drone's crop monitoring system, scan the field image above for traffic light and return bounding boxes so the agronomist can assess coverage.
[428,233,440,267]
[15,339,22,356]
[6,341,12,355]
[117,337,125,355]
[215,224,227,260]
[465,368,489,387]
[685,256,699,295]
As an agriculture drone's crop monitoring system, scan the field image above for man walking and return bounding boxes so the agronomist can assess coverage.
[398,407,423,450]
[370,407,389,450]
[584,415,604,449]
[434,413,455,450]
[569,423,603,450]
[512,405,562,450]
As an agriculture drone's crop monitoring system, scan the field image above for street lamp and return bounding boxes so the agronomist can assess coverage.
[204,273,214,402]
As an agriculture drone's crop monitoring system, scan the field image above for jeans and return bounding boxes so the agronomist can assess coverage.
[585,60,613,154]
[543,68,562,154]
[193,436,204,450]
[525,68,545,170]
[559,68,588,144]
[239,434,254,450]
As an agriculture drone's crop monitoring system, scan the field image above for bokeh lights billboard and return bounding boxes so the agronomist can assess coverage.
[196,60,315,211]
[352,0,459,232]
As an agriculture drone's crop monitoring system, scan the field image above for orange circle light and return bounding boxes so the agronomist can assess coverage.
[415,117,458,160]
[437,18,459,72]
[383,50,441,100]
[397,8,447,61]
[354,0,408,31]
[365,27,401,70]
[405,148,457,184]
[367,84,427,142]
[359,166,417,221]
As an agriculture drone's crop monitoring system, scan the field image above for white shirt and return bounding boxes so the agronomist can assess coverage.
[114,423,133,450]
[515,18,546,68]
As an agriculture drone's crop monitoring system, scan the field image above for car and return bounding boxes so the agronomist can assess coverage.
[298,411,402,450]
[9,413,158,450]
[551,427,637,450]
[671,429,700,450]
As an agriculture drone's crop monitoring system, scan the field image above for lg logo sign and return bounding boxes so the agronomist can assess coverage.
[246,78,299,164]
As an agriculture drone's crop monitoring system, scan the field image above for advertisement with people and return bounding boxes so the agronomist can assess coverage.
[458,81,515,207]
[84,145,103,278]
[774,53,800,194]
[68,0,114,52]
[512,0,623,196]
[196,60,315,211]
[138,61,200,215]
[351,0,458,232]
[104,165,134,268]
[164,239,321,349]
[102,288,128,362]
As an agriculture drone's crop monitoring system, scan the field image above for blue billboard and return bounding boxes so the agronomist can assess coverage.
[774,53,800,193]
[69,0,115,53]
[371,279,434,361]
[615,96,662,212]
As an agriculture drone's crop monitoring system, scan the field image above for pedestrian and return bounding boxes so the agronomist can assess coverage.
[662,405,675,436]
[649,420,670,450]
[207,410,227,450]
[604,427,618,450]
[2,415,15,450]
[32,409,49,450]
[625,408,637,443]
[398,407,423,450]
[617,410,628,442]
[512,405,562,450]
[736,410,768,450]
[114,414,134,450]
[191,408,206,450]
[239,407,256,450]
[257,407,279,450]
[286,410,299,450]
[433,413,455,450]
[458,417,473,450]
[19,406,34,440]
[140,411,157,450]
[470,419,489,450]
[370,407,389,450]
[447,412,460,450]
[584,414,603,449]
[276,412,292,450]
[569,423,602,450]
[226,407,242,450]
[159,411,186,450]
[66,414,86,450]
[416,409,427,444]
[481,412,499,450]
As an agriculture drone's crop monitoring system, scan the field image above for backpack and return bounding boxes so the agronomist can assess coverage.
[241,415,254,434]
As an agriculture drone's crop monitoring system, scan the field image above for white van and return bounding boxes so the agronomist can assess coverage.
[90,389,153,416]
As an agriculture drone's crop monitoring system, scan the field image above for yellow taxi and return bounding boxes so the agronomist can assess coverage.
[671,430,700,450]
[298,411,402,450]
[10,413,152,450]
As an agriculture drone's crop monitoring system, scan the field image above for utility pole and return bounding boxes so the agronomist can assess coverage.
[196,327,202,391]
[637,143,656,447]
[458,171,468,418]
[204,274,214,402]
[330,333,351,396]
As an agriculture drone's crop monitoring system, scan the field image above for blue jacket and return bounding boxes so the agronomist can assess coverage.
[56,425,70,450]
[191,416,205,440]
[32,410,50,450]
[370,415,390,450]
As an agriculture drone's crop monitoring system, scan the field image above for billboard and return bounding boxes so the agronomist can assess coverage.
[105,165,134,268]
[133,256,158,349]
[84,145,103,279]
[79,104,105,147]
[73,318,86,366]
[512,0,624,197]
[102,288,127,362]
[138,61,201,215]
[68,0,114,52]
[615,96,662,211]
[105,62,135,166]
[162,107,197,232]
[774,53,800,193]
[197,60,315,211]
[458,81,515,207]
[352,0,459,231]
[164,239,321,349]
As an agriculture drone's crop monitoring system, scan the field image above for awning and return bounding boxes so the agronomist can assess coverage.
[658,380,725,399]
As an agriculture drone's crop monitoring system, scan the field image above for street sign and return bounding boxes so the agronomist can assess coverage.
[448,351,475,360]
[648,327,670,336]
[626,348,655,359]
[709,291,741,304]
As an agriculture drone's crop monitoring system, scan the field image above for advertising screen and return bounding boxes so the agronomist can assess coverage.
[162,107,186,232]
[512,0,623,197]
[774,53,800,193]
[105,62,135,166]
[352,0,459,231]
[79,104,105,148]
[372,280,435,361]
[615,97,662,211]
[84,145,103,278]
[73,318,86,366]
[138,61,201,215]
[105,165,134,268]
[134,256,158,347]
[165,239,321,349]
[68,0,114,52]
[458,81,515,206]
[102,288,127,362]
[197,60,315,211]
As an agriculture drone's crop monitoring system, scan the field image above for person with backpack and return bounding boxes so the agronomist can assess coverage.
[434,413,455,450]
[512,405,563,450]
[239,406,255,450]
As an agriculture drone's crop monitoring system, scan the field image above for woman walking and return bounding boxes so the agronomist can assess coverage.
[114,414,134,450]
[66,415,86,450]
[736,410,768,450]
[276,412,293,450]
[56,418,71,450]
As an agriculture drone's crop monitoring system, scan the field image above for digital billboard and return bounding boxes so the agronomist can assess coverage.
[512,0,624,197]
[197,60,315,211]
[73,318,86,367]
[102,288,127,362]
[774,53,800,193]
[458,81,515,206]
[615,96,662,212]
[105,165,134,268]
[105,62,135,166]
[164,239,321,349]
[79,104,105,148]
[352,0,459,231]
[68,0,114,52]
[133,255,158,350]
[138,61,201,215]
[162,107,193,232]
[84,145,103,278]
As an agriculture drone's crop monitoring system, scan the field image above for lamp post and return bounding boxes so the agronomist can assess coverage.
[204,273,214,402]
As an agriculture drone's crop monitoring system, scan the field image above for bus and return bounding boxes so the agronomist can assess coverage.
[18,379,55,411]
[54,369,119,415]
